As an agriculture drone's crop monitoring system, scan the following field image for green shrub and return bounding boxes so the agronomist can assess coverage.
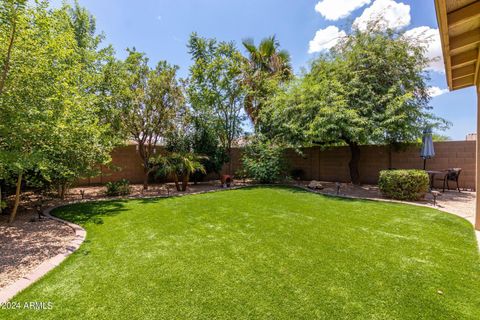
[378,170,429,201]
[242,140,287,184]
[234,168,248,183]
[105,179,131,196]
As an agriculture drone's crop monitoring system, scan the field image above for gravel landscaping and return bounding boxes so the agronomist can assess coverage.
[0,213,75,289]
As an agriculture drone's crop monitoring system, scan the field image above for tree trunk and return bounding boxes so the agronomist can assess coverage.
[348,142,361,185]
[181,174,189,192]
[143,170,149,190]
[228,148,233,175]
[0,184,2,215]
[173,174,180,192]
[59,182,68,200]
[57,182,67,200]
[9,172,22,223]
[137,142,150,190]
[0,16,16,96]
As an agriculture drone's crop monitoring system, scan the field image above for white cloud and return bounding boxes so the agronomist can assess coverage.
[428,86,448,97]
[403,26,444,73]
[353,0,411,31]
[308,26,347,53]
[315,0,371,21]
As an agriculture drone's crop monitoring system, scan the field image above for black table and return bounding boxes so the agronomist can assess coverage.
[426,170,447,190]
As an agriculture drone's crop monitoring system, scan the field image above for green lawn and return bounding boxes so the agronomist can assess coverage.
[2,186,479,319]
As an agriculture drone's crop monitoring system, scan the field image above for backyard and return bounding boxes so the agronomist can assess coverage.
[1,187,479,319]
[1,0,480,318]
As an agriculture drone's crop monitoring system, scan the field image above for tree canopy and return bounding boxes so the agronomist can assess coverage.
[242,36,292,126]
[187,33,246,174]
[260,25,449,184]
[0,0,115,221]
[0,1,452,220]
[103,49,184,189]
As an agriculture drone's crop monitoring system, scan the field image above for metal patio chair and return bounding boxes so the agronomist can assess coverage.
[436,168,462,192]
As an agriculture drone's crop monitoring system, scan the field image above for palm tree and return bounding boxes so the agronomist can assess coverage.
[242,36,293,124]
[153,152,206,191]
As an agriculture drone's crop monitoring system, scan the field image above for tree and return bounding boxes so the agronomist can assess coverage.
[111,50,183,190]
[0,0,27,96]
[187,33,246,174]
[152,152,206,192]
[0,1,115,221]
[46,1,115,199]
[242,36,292,125]
[41,109,114,200]
[261,24,448,184]
[415,133,451,143]
[191,118,228,178]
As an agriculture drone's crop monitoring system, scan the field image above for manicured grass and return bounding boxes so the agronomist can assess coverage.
[2,186,479,319]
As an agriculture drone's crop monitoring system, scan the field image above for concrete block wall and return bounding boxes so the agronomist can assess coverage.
[78,141,477,190]
[78,145,145,185]
[223,141,476,190]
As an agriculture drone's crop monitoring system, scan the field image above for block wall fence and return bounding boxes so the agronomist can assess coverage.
[79,141,476,190]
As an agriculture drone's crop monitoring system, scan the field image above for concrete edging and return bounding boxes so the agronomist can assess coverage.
[0,183,478,303]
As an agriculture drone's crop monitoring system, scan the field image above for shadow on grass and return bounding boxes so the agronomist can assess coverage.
[51,200,130,225]
[268,184,363,202]
[200,184,366,204]
[51,185,371,226]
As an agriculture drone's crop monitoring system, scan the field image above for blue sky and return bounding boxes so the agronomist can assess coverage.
[54,0,477,140]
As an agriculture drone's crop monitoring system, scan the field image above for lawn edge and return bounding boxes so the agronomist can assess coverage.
[297,185,480,251]
[1,184,478,303]
[0,185,245,303]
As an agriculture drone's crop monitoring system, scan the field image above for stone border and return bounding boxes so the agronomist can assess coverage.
[1,184,478,303]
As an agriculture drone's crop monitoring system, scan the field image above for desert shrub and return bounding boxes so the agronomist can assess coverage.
[105,179,131,196]
[378,170,429,201]
[242,140,287,184]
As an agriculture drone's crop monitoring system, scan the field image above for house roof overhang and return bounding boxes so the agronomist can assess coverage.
[434,0,480,91]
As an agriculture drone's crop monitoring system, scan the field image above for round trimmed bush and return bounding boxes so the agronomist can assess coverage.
[378,169,429,201]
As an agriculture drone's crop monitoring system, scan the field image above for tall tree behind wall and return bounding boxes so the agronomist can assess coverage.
[261,23,449,184]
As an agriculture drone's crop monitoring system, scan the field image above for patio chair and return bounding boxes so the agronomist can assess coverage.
[436,168,462,192]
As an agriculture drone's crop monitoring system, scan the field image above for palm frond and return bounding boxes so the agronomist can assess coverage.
[242,38,256,53]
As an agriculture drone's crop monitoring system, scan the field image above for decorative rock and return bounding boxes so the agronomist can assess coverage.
[308,180,324,190]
